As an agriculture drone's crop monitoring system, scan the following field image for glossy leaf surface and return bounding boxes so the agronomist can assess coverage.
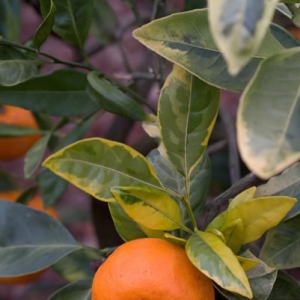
[132,10,294,92]
[268,270,300,299]
[158,64,219,176]
[43,138,163,202]
[108,202,147,241]
[48,279,92,300]
[238,47,300,179]
[186,232,252,298]
[87,72,148,121]
[0,69,99,116]
[255,162,300,220]
[260,215,300,269]
[111,186,183,230]
[0,200,81,277]
[53,248,102,282]
[207,0,279,75]
[40,0,93,48]
[32,0,56,50]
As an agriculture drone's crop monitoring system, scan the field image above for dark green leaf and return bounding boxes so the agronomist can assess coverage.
[0,168,16,191]
[32,0,56,50]
[24,133,51,178]
[256,162,300,220]
[15,186,38,204]
[0,0,20,41]
[90,0,118,44]
[87,72,148,121]
[0,123,43,137]
[38,168,68,208]
[0,69,100,116]
[267,270,300,299]
[0,200,81,277]
[48,278,92,300]
[53,247,102,282]
[40,0,93,48]
[108,202,147,241]
[260,215,300,269]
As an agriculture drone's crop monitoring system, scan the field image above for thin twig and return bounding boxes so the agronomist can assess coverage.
[219,106,241,184]
[0,39,156,114]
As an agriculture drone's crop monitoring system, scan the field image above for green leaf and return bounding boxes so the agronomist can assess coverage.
[260,215,300,269]
[158,64,219,176]
[0,59,38,86]
[132,9,292,92]
[221,219,244,254]
[0,200,81,277]
[226,196,296,244]
[236,255,259,272]
[218,251,277,300]
[237,47,300,179]
[228,186,257,210]
[255,162,300,220]
[111,186,183,231]
[87,71,148,121]
[48,278,92,300]
[207,0,279,75]
[38,168,68,208]
[0,69,99,116]
[40,0,93,48]
[0,123,43,137]
[38,116,96,207]
[32,0,56,50]
[24,133,51,178]
[0,0,20,42]
[186,232,252,298]
[43,138,164,202]
[90,0,118,44]
[53,247,102,282]
[267,270,300,299]
[108,201,147,241]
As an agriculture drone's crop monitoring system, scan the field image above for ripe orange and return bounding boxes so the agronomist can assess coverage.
[0,105,42,161]
[92,238,215,300]
[286,25,300,40]
[0,190,59,284]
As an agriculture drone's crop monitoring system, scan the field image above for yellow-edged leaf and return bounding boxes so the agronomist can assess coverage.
[111,186,183,231]
[206,228,226,243]
[43,138,164,202]
[186,232,252,298]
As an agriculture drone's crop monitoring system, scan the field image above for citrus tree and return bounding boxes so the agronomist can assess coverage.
[1,0,300,299]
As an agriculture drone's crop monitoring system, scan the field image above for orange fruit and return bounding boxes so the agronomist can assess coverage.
[0,190,59,284]
[0,105,42,161]
[92,238,215,300]
[286,25,300,40]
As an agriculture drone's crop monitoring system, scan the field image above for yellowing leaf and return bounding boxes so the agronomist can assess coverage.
[111,186,183,231]
[206,210,228,231]
[221,218,244,254]
[164,233,187,247]
[186,232,252,298]
[227,196,296,244]
[228,186,257,210]
[206,228,226,243]
[237,256,260,272]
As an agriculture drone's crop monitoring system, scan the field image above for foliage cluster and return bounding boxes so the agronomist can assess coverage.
[1,1,300,299]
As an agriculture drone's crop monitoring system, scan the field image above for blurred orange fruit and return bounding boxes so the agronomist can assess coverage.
[92,238,215,300]
[286,25,300,40]
[0,105,42,161]
[0,190,59,284]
